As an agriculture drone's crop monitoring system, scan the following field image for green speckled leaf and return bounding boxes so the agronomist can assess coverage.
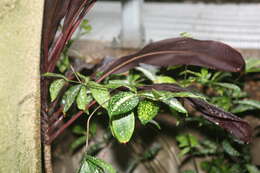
[42,72,68,80]
[49,79,66,102]
[111,112,135,143]
[76,86,92,111]
[163,98,187,114]
[78,155,116,173]
[137,100,159,125]
[90,82,110,108]
[108,92,139,117]
[62,84,81,113]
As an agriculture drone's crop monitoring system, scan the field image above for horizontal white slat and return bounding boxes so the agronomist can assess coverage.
[84,1,260,49]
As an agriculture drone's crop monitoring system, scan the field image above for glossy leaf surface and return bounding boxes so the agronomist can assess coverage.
[137,100,159,125]
[62,84,81,113]
[111,112,135,143]
[108,92,139,117]
[138,83,252,143]
[49,79,66,102]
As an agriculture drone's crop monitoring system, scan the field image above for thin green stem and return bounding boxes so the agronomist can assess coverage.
[84,105,102,152]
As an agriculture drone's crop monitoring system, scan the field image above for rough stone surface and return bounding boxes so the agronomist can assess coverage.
[0,0,43,172]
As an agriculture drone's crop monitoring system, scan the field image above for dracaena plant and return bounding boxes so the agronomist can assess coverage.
[41,1,255,172]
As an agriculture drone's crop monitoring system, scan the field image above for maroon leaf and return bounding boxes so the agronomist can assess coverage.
[42,0,96,72]
[138,84,252,143]
[63,0,84,33]
[42,0,70,55]
[97,38,245,82]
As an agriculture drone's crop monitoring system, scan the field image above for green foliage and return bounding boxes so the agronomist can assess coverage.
[47,46,260,173]
[78,155,116,173]
[79,19,92,36]
[57,53,70,73]
[245,58,260,73]
[108,92,139,117]
[49,79,66,102]
[246,164,260,173]
[176,134,199,157]
[42,72,69,80]
[89,82,110,108]
[137,100,159,125]
[163,98,187,114]
[76,86,92,112]
[62,84,81,113]
[222,140,240,157]
[110,112,135,143]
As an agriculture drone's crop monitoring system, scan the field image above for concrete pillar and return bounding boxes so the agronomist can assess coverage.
[0,0,43,172]
[120,0,145,48]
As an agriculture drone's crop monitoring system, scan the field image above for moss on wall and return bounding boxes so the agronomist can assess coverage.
[0,0,43,172]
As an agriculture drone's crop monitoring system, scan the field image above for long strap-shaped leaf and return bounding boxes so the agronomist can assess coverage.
[42,0,97,72]
[97,38,245,82]
[138,84,252,144]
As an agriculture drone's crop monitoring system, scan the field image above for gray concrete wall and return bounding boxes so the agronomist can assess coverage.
[0,0,43,172]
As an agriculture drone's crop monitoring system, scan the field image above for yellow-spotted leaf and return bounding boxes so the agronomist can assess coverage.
[137,100,159,125]
[76,86,92,111]
[108,92,139,117]
[62,84,81,113]
[49,79,66,102]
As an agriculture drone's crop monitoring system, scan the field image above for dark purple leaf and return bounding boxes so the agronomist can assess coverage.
[42,0,70,53]
[138,84,252,143]
[97,38,245,82]
[42,0,96,72]
[63,0,84,33]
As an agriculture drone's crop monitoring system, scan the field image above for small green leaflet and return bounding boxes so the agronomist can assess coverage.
[108,92,139,117]
[105,80,136,92]
[78,155,116,173]
[246,164,260,173]
[176,134,199,148]
[245,58,260,73]
[137,100,159,125]
[70,136,86,152]
[163,98,187,114]
[76,86,92,111]
[222,140,240,157]
[154,75,176,84]
[234,100,260,110]
[111,112,135,143]
[76,72,90,84]
[57,53,70,73]
[62,84,81,113]
[135,66,157,81]
[49,79,66,102]
[42,72,68,80]
[152,90,206,100]
[176,134,199,157]
[89,82,110,109]
[231,105,255,114]
[212,82,241,93]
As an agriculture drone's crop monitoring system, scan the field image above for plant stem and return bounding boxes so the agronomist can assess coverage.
[85,105,102,151]
[47,101,96,144]
[47,110,83,144]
